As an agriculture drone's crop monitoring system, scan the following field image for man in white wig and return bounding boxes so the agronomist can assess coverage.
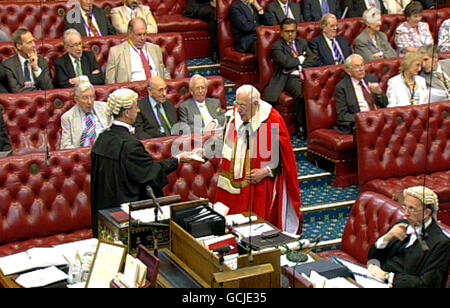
[368,186,450,288]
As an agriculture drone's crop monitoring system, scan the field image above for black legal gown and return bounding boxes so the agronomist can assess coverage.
[90,125,178,237]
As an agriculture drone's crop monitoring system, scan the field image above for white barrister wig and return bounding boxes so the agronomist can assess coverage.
[404,186,439,220]
[106,88,138,116]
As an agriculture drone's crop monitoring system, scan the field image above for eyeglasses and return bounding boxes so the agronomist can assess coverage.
[402,206,422,214]
[352,65,365,71]
[78,95,95,102]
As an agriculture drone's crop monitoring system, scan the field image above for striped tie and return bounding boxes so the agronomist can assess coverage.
[80,113,97,147]
[332,39,344,64]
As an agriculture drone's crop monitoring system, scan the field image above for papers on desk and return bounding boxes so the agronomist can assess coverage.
[233,223,274,238]
[332,257,389,288]
[225,214,257,227]
[121,204,171,223]
[16,266,68,288]
[53,238,99,264]
[300,271,358,288]
[0,247,68,276]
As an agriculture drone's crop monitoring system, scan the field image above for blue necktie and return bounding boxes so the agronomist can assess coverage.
[23,60,31,82]
[321,0,330,15]
[332,39,344,64]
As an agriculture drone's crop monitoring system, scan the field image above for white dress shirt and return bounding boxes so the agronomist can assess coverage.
[277,0,294,19]
[350,77,371,112]
[194,100,214,127]
[129,44,158,82]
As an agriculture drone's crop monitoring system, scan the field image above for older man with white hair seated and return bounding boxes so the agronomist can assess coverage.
[90,88,197,237]
[178,74,225,134]
[60,80,111,149]
[216,85,302,233]
[368,186,450,288]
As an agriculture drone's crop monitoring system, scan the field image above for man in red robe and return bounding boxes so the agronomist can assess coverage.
[216,85,303,233]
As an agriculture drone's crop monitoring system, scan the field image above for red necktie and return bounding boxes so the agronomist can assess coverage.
[139,49,152,79]
[87,14,101,37]
[359,81,377,111]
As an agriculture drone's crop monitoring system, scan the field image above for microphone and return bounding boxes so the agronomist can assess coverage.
[144,185,163,256]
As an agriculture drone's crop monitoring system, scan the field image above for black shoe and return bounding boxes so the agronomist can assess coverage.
[211,51,219,63]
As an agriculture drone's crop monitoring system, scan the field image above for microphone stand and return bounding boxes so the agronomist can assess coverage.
[145,185,162,256]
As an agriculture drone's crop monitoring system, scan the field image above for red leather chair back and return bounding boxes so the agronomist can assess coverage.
[356,101,450,186]
[0,132,221,247]
[0,77,225,155]
[341,192,405,265]
[0,147,92,245]
[303,58,401,140]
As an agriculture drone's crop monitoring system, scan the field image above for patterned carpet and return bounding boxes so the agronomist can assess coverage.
[302,207,350,242]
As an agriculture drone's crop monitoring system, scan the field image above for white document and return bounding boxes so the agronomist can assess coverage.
[333,257,389,288]
[310,271,327,288]
[53,239,99,264]
[210,202,229,217]
[226,214,257,226]
[233,223,274,238]
[121,205,171,223]
[325,277,359,288]
[0,247,68,276]
[123,255,147,288]
[16,266,68,288]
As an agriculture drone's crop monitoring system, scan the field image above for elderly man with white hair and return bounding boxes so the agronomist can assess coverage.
[216,85,302,233]
[60,80,110,149]
[178,74,225,134]
[354,8,397,62]
[54,28,104,88]
[90,88,197,237]
[368,186,450,288]
[334,54,387,134]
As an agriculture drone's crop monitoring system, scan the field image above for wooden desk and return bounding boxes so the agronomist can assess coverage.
[0,269,21,288]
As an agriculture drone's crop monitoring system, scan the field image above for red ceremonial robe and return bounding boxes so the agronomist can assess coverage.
[216,101,303,233]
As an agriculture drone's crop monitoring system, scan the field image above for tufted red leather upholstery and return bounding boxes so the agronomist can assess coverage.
[0,33,188,83]
[0,76,226,155]
[0,0,211,59]
[356,101,450,224]
[0,131,227,257]
[318,192,406,265]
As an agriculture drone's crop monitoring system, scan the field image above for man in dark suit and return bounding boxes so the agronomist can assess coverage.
[265,0,303,26]
[230,0,268,54]
[54,29,105,88]
[0,109,11,153]
[179,74,225,134]
[184,0,219,60]
[309,14,352,67]
[65,0,116,37]
[302,0,341,22]
[134,76,178,140]
[368,186,449,288]
[2,28,53,93]
[263,18,316,138]
[341,0,387,18]
[334,54,387,135]
[0,63,8,93]
[91,88,196,237]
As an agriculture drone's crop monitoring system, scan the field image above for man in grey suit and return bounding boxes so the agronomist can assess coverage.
[2,28,53,93]
[179,74,225,134]
[134,76,178,140]
[354,8,397,62]
[60,80,111,149]
[420,44,450,102]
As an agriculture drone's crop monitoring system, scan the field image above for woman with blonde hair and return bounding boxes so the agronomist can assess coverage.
[386,51,429,107]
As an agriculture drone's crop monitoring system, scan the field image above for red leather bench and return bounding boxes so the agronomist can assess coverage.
[303,58,401,187]
[0,132,223,257]
[0,32,189,86]
[0,0,211,59]
[356,101,450,225]
[0,76,226,155]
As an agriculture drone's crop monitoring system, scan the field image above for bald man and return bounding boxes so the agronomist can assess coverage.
[134,76,178,140]
[91,88,194,237]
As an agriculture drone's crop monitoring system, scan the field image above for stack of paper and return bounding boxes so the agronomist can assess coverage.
[121,205,171,223]
[15,266,68,288]
[0,247,68,276]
